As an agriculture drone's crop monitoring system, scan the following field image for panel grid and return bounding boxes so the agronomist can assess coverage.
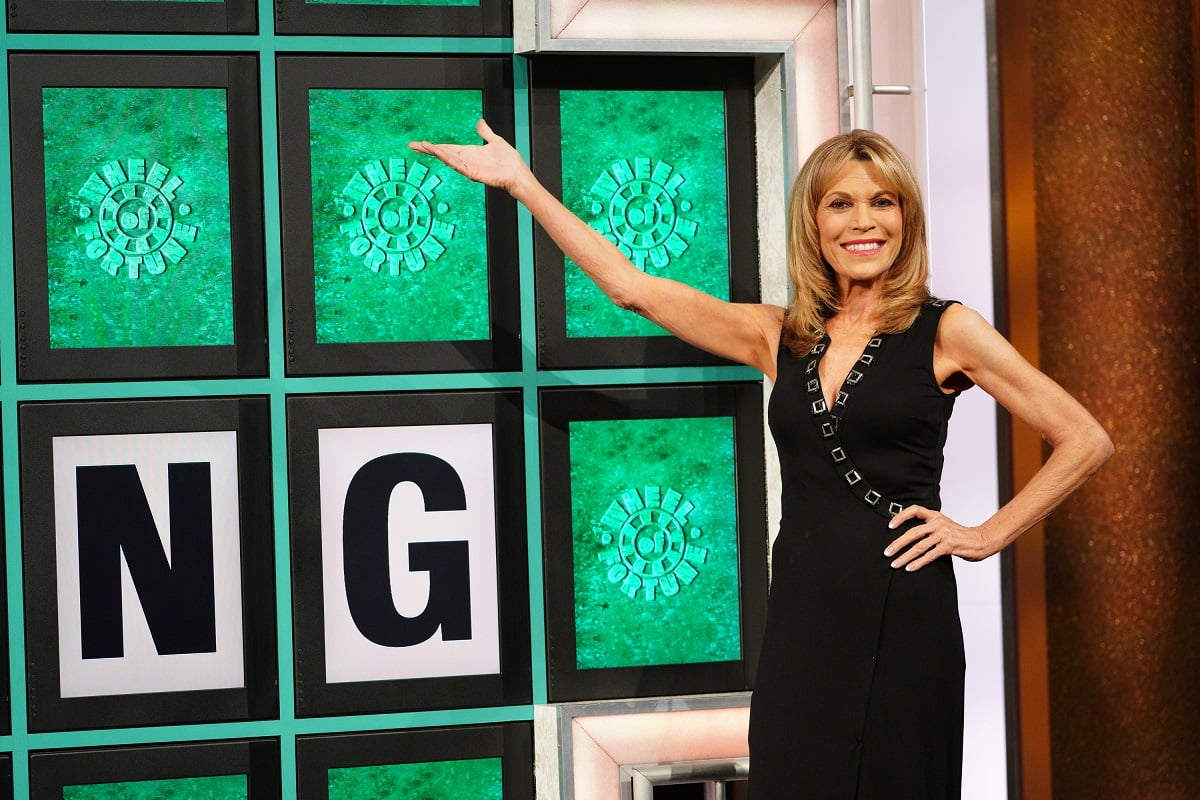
[0,4,761,796]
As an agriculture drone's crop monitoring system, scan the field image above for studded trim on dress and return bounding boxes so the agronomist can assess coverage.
[804,334,906,521]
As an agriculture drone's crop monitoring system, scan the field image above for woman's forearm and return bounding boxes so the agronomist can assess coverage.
[977,419,1113,553]
[509,171,649,310]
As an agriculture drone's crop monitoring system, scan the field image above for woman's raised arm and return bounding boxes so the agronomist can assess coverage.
[410,119,784,377]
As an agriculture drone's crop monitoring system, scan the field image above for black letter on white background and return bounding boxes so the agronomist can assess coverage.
[76,462,217,659]
[341,453,472,647]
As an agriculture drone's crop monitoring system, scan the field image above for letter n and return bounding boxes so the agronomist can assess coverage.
[75,462,217,659]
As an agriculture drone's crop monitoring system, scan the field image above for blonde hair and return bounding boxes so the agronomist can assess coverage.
[782,129,931,355]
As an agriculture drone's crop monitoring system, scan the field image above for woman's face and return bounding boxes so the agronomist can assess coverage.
[815,159,903,288]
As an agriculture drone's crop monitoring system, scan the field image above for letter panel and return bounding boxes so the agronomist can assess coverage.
[52,431,244,698]
[318,423,501,684]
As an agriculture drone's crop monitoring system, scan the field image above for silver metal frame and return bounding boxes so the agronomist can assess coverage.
[538,693,752,800]
[837,0,912,131]
[625,757,750,800]
[516,0,798,55]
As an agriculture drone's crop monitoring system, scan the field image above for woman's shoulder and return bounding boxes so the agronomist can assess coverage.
[922,296,961,314]
[931,301,1015,370]
[932,301,989,337]
[904,296,963,336]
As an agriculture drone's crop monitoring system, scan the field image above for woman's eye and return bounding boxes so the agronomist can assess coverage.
[827,199,851,209]
[873,197,897,207]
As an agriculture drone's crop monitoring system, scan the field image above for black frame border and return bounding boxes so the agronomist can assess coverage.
[529,55,760,370]
[19,397,278,732]
[29,738,281,798]
[6,0,257,34]
[8,52,267,383]
[286,389,531,717]
[296,723,532,799]
[538,382,768,702]
[273,0,511,38]
[276,55,520,376]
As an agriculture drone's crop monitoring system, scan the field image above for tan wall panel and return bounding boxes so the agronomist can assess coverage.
[1025,1,1200,796]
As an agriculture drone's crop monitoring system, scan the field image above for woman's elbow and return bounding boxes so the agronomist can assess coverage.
[1096,427,1115,465]
[1050,415,1114,475]
[1085,422,1115,472]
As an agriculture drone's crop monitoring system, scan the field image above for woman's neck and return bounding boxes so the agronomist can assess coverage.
[832,281,885,330]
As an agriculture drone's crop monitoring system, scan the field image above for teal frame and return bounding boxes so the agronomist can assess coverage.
[0,2,761,796]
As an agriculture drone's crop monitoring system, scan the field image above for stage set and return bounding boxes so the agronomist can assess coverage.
[0,0,1193,798]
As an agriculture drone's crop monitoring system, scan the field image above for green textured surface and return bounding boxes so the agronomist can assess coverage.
[63,775,247,799]
[569,416,742,669]
[559,89,729,339]
[309,89,490,344]
[42,87,234,349]
[328,757,501,800]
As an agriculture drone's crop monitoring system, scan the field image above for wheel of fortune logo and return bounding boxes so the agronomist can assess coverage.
[73,159,199,280]
[585,157,698,271]
[339,158,455,276]
[596,485,709,601]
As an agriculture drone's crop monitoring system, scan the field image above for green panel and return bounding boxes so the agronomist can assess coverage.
[63,774,248,800]
[559,89,730,339]
[308,89,490,344]
[569,416,742,669]
[42,87,234,349]
[328,757,501,800]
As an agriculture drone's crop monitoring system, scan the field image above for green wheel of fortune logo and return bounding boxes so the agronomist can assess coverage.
[596,485,708,601]
[73,159,199,280]
[586,157,698,271]
[339,158,455,275]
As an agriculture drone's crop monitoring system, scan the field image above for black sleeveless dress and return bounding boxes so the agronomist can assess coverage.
[748,300,966,799]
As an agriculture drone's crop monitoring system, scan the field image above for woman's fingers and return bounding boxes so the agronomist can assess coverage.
[889,530,943,571]
[409,120,528,191]
[883,505,931,558]
[882,506,993,571]
[407,140,455,164]
[883,505,949,571]
[476,117,499,142]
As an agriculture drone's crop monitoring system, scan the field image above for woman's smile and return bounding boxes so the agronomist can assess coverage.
[817,160,903,287]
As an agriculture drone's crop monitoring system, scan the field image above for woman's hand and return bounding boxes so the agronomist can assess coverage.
[883,505,997,572]
[409,118,532,194]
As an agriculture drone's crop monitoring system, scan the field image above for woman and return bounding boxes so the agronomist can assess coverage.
[410,121,1112,798]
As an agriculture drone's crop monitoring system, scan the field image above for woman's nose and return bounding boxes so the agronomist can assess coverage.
[851,204,874,230]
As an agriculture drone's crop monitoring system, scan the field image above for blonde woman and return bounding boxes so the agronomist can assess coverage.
[411,122,1111,798]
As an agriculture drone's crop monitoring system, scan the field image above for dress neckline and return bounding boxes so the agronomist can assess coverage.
[812,330,885,422]
[802,331,902,519]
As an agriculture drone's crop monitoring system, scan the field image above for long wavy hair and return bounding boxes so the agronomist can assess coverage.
[783,129,932,355]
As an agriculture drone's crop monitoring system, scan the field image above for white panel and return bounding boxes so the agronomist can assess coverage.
[959,602,1011,792]
[922,0,1008,797]
[54,431,244,697]
[553,0,824,42]
[318,423,501,683]
[514,0,537,52]
[784,0,842,174]
[865,0,923,172]
[550,0,591,37]
[756,62,786,555]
